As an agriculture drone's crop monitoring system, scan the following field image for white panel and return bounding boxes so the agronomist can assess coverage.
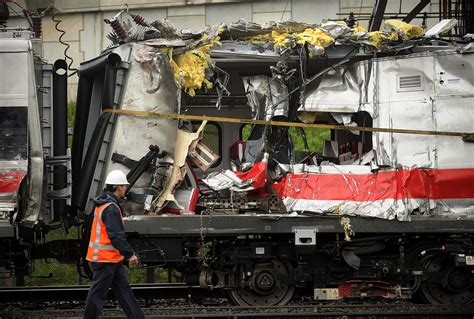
[434,97,474,169]
[374,52,474,169]
[434,53,474,96]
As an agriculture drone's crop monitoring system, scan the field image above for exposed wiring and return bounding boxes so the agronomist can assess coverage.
[51,12,78,77]
[6,3,20,17]
[10,1,27,11]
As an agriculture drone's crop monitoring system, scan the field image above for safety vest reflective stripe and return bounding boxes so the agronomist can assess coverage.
[92,207,105,261]
[89,242,117,250]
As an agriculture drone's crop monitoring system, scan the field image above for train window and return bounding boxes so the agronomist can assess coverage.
[191,121,222,168]
[239,124,330,153]
[289,127,330,153]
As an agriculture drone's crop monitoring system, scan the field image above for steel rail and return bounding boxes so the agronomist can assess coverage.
[0,283,217,302]
[1,302,473,318]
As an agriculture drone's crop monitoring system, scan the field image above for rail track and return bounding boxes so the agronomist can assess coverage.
[0,284,473,318]
[0,283,217,302]
[1,302,472,318]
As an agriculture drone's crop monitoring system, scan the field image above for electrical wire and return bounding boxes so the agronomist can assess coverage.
[6,4,19,17]
[7,1,33,28]
[10,1,26,11]
[281,0,291,21]
[51,12,78,77]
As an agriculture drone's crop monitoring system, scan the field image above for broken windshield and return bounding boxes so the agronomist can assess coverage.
[0,107,27,160]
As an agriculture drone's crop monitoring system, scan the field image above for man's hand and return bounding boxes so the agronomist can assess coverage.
[128,255,139,265]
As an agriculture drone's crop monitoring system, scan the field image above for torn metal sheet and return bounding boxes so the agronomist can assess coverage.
[104,43,178,215]
[164,187,199,214]
[300,60,373,116]
[321,22,352,38]
[272,166,474,220]
[372,50,474,169]
[202,170,253,192]
[242,75,289,120]
[212,42,280,60]
[96,11,474,221]
[303,49,474,171]
[202,153,268,193]
[150,121,207,213]
[425,19,458,38]
[223,19,315,40]
[331,113,360,135]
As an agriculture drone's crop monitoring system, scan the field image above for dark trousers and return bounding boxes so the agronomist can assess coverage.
[84,262,145,319]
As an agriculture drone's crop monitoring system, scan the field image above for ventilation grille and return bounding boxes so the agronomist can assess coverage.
[397,74,423,92]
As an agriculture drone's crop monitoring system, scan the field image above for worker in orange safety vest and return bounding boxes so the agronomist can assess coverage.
[84,170,145,319]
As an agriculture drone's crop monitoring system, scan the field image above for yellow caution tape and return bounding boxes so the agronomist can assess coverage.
[103,108,473,141]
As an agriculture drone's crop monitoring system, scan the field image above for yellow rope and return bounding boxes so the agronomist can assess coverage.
[102,108,474,141]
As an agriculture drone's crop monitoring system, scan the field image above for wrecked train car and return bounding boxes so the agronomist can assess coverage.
[2,2,474,307]
[69,13,474,306]
[72,17,474,221]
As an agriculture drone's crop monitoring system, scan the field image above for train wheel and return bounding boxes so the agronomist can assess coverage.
[228,259,294,306]
[420,252,474,304]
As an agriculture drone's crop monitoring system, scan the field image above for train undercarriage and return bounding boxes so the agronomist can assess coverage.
[118,216,474,306]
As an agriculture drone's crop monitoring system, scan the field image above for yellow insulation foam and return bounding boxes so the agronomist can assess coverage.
[251,28,334,57]
[165,35,221,97]
[385,19,424,40]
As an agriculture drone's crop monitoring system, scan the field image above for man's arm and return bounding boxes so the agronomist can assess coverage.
[101,206,135,259]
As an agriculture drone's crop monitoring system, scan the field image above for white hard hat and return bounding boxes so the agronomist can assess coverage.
[105,170,129,185]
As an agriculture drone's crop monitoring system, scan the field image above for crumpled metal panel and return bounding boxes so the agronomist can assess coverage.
[0,46,46,225]
[301,61,373,115]
[273,165,474,220]
[105,43,179,214]
[292,50,474,219]
[374,98,435,168]
[202,170,253,192]
[425,19,458,38]
[202,154,268,192]
[373,51,474,170]
[242,75,289,120]
[434,97,474,169]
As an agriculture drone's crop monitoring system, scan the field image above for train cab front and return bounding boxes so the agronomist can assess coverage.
[0,106,29,283]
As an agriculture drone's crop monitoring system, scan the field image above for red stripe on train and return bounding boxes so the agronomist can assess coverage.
[0,171,27,193]
[272,168,474,201]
